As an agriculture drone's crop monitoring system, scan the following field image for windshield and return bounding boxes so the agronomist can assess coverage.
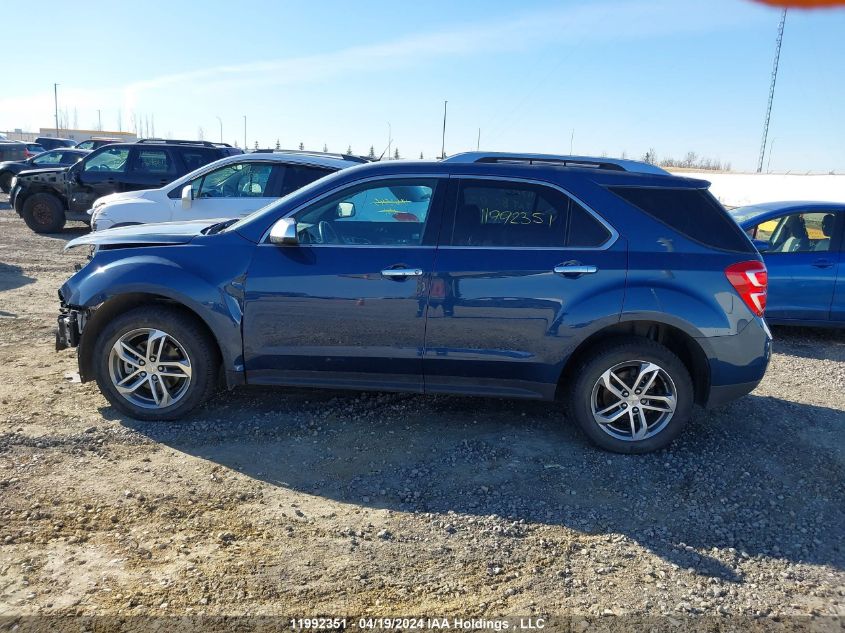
[223,166,353,234]
[728,205,769,224]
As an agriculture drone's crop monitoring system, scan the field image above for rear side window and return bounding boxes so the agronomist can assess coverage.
[450,179,611,248]
[180,148,222,173]
[610,186,753,252]
[280,165,333,197]
[134,149,174,174]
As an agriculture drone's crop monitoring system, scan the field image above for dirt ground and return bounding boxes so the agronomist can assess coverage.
[0,194,843,628]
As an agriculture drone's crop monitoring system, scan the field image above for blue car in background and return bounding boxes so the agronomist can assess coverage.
[731,201,844,327]
[56,152,773,454]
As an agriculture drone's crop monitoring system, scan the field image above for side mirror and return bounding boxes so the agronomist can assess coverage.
[337,201,355,218]
[181,184,193,210]
[269,217,298,245]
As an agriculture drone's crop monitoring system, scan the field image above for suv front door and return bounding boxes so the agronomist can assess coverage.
[422,177,626,399]
[242,177,445,391]
[72,146,131,212]
[179,161,281,221]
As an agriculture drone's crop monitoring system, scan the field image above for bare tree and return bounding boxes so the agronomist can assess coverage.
[642,148,657,165]
[197,127,205,140]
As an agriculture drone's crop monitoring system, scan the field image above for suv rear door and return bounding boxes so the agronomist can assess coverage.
[422,176,626,399]
[124,147,179,191]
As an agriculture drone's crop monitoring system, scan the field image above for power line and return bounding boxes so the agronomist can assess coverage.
[757,9,787,173]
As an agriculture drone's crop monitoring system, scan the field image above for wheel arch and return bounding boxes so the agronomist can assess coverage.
[77,293,226,385]
[556,319,711,406]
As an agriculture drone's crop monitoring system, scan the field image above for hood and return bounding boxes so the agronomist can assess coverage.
[95,189,158,206]
[16,166,68,181]
[64,218,230,251]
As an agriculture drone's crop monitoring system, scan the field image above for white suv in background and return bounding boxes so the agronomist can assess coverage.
[88,151,364,231]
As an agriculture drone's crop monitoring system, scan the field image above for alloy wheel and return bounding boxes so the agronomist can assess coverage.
[590,360,678,442]
[108,328,192,409]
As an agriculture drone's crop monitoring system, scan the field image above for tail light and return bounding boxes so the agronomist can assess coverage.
[725,261,768,317]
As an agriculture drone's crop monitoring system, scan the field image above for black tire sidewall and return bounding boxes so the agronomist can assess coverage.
[569,338,694,454]
[92,306,218,421]
[23,193,65,233]
[0,172,11,193]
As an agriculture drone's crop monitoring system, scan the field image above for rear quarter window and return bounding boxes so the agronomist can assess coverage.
[609,186,754,253]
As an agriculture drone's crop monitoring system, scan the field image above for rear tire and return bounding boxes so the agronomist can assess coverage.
[0,172,11,193]
[92,305,219,421]
[22,193,66,233]
[567,337,694,454]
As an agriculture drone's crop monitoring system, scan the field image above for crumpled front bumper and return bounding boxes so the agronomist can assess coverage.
[55,299,87,351]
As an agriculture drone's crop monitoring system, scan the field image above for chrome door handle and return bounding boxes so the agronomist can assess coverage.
[381,268,424,278]
[554,264,598,275]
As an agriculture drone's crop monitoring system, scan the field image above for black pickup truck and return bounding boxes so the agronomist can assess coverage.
[11,139,242,233]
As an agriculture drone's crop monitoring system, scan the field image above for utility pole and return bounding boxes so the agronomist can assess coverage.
[440,100,448,159]
[53,83,59,136]
[570,129,575,155]
[477,128,481,151]
[216,116,223,143]
[243,115,247,151]
[97,109,102,131]
[757,9,787,173]
[387,122,392,160]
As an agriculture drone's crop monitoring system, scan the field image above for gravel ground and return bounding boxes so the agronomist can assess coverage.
[0,193,843,629]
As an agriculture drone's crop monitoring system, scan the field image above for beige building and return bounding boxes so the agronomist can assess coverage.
[2,128,137,143]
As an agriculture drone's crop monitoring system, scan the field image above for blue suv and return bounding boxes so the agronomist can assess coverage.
[57,152,772,453]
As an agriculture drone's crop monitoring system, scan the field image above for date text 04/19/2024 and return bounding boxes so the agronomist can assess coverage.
[289,617,547,630]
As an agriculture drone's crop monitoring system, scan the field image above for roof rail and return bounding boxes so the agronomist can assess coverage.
[136,138,233,148]
[443,152,670,175]
[251,148,371,163]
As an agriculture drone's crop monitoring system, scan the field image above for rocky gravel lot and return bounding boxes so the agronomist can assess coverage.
[0,193,843,630]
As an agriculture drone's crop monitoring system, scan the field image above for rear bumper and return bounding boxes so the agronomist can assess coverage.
[702,317,772,408]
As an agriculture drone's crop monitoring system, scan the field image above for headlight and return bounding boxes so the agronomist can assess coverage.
[10,176,17,189]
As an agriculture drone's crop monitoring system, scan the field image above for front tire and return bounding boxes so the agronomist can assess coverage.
[568,337,694,454]
[0,171,12,193]
[22,193,66,233]
[92,306,219,421]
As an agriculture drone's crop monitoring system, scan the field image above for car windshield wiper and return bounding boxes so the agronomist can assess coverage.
[202,219,239,235]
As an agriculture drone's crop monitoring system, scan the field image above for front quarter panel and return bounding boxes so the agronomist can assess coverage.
[60,233,254,376]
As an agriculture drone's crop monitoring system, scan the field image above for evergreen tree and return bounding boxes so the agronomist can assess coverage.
[299,142,305,150]
[419,152,424,159]
[394,148,400,160]
[254,141,259,150]
[323,144,328,153]
[346,145,353,155]
[368,145,375,158]
[275,139,281,150]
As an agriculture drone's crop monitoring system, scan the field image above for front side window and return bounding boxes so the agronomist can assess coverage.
[293,178,438,246]
[750,212,837,253]
[76,140,94,150]
[449,179,610,248]
[82,147,130,173]
[192,162,274,199]
[58,151,85,165]
[31,151,63,166]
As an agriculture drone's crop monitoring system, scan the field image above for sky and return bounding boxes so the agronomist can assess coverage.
[2,0,844,172]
